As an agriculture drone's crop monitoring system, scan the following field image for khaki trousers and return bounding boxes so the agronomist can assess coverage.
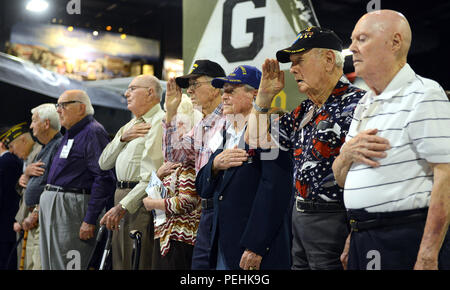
[112,188,154,270]
[24,222,41,270]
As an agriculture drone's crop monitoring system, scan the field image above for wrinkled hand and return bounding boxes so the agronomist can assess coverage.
[239,249,263,270]
[256,59,285,106]
[120,123,151,142]
[341,233,351,270]
[13,222,22,233]
[340,128,390,167]
[22,212,39,231]
[24,160,45,177]
[18,174,29,188]
[414,256,438,270]
[100,204,127,231]
[212,147,248,174]
[165,77,182,120]
[79,222,95,240]
[157,162,182,180]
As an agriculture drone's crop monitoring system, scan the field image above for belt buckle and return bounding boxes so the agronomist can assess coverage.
[295,198,305,213]
[349,219,358,232]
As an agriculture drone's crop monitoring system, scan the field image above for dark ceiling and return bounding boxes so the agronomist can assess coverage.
[0,0,449,88]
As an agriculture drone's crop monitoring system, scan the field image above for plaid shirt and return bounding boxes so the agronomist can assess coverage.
[162,103,226,173]
[277,79,365,203]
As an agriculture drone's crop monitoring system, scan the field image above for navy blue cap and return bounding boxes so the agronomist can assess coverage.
[211,65,261,89]
[176,60,226,88]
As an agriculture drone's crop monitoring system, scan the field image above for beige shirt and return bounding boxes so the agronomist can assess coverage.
[99,104,164,214]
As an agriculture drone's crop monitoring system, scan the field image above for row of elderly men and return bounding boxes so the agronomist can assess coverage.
[1,8,449,271]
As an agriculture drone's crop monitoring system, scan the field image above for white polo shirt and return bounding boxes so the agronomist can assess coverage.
[344,64,450,212]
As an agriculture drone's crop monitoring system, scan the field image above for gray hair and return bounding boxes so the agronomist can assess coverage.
[317,48,344,68]
[75,90,95,115]
[148,76,163,100]
[31,103,61,131]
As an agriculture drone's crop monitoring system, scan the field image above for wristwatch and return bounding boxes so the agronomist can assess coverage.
[252,100,270,113]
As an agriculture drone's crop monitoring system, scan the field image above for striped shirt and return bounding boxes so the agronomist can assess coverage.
[154,164,201,256]
[162,103,226,173]
[344,64,450,212]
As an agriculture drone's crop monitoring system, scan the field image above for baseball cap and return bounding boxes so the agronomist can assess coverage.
[176,60,226,88]
[276,26,343,63]
[211,65,262,89]
[0,122,29,149]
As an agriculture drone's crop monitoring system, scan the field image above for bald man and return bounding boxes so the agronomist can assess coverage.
[40,90,116,270]
[99,75,165,269]
[333,10,450,270]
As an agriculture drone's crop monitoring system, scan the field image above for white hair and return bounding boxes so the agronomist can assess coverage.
[317,48,344,68]
[147,76,163,100]
[31,103,61,131]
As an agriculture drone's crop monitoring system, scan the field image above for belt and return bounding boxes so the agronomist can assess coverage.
[201,198,214,210]
[295,198,346,213]
[116,181,139,189]
[348,208,428,232]
[44,184,90,195]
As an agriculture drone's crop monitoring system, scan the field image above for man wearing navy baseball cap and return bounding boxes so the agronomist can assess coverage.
[195,65,294,270]
[247,26,366,270]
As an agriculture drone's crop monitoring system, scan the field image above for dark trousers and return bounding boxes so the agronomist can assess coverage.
[291,206,349,270]
[0,242,16,270]
[152,239,194,270]
[191,208,214,270]
[348,209,450,270]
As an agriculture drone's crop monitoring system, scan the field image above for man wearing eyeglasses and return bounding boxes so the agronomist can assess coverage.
[39,90,116,270]
[98,75,165,270]
[163,59,226,269]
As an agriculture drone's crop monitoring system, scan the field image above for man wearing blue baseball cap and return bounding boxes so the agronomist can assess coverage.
[195,65,293,270]
[247,26,366,270]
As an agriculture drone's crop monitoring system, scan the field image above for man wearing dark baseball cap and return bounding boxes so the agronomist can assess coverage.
[196,65,293,270]
[247,26,366,270]
[163,59,227,269]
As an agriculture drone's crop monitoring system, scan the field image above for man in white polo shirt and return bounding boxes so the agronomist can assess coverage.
[332,10,450,270]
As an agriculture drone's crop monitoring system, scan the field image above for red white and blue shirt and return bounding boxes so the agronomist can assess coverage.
[276,79,365,203]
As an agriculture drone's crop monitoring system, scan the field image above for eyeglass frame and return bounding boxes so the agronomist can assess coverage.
[55,100,82,110]
[187,80,211,91]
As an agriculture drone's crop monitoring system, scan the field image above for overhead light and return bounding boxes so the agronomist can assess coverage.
[342,49,353,57]
[67,26,74,32]
[118,27,124,33]
[26,0,49,13]
[120,34,127,40]
[93,31,99,36]
[106,26,112,31]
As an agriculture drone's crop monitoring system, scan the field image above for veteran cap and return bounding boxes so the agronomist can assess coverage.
[175,60,226,88]
[0,122,29,148]
[211,65,262,89]
[276,26,343,63]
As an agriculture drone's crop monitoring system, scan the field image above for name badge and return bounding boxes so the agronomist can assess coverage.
[59,139,74,159]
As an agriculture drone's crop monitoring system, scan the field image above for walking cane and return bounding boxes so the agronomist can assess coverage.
[19,230,28,270]
[6,230,24,269]
[129,230,142,270]
[86,225,107,270]
[99,227,113,270]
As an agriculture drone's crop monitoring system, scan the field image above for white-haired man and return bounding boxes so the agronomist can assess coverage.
[248,26,365,269]
[16,104,63,270]
[39,90,116,270]
[99,75,165,270]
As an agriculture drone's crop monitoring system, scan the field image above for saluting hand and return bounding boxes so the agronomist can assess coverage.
[257,59,285,105]
[120,123,151,142]
[165,78,182,121]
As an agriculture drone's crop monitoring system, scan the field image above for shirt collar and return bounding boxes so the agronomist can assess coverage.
[203,103,223,128]
[367,63,415,101]
[140,103,162,124]
[67,115,93,138]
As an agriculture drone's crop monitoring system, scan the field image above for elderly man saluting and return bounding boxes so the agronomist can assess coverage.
[247,27,365,269]
[40,90,116,270]
[332,10,450,270]
[99,75,165,270]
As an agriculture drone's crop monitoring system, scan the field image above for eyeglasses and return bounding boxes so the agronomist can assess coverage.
[188,81,210,90]
[125,86,150,93]
[55,100,82,110]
